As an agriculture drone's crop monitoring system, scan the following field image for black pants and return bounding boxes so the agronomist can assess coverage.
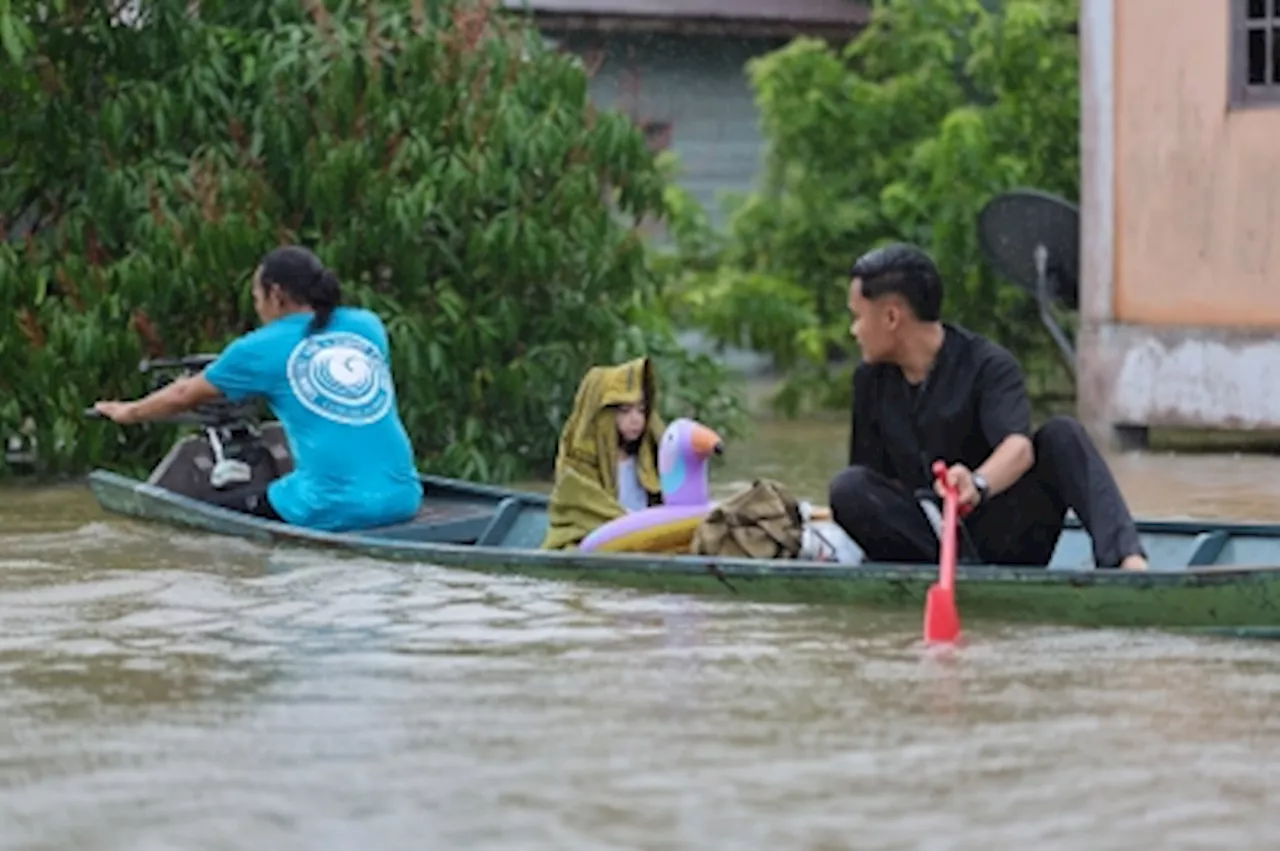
[204,483,284,522]
[828,416,1146,568]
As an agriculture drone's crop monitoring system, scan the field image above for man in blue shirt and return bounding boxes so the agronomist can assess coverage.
[93,246,423,532]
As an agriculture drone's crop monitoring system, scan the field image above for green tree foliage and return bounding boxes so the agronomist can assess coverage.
[661,0,1080,415]
[0,0,745,480]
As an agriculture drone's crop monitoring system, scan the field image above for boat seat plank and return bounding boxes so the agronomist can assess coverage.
[475,497,551,549]
[474,497,525,548]
[1186,530,1231,567]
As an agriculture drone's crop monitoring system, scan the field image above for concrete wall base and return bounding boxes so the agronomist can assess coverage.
[1078,322,1280,450]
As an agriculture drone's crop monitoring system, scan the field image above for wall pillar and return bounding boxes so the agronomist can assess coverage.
[1077,0,1123,448]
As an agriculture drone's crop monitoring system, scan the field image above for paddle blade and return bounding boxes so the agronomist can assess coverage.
[923,582,961,644]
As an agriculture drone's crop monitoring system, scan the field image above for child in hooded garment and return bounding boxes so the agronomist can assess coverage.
[541,357,665,550]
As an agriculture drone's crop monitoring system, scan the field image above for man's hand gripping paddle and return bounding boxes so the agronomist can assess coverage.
[924,460,968,645]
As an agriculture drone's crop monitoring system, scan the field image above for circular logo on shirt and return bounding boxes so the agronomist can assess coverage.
[286,331,393,426]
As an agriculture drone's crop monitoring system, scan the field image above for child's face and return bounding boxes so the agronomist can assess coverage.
[614,403,647,443]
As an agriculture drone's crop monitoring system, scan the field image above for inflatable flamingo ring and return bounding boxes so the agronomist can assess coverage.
[579,418,724,554]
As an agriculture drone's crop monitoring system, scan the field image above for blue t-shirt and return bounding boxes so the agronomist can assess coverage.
[203,307,423,532]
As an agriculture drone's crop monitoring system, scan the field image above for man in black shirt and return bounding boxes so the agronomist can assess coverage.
[828,243,1149,570]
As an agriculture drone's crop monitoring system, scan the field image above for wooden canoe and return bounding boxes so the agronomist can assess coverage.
[86,463,1280,635]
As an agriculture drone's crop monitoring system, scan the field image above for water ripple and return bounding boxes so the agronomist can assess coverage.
[0,512,1277,848]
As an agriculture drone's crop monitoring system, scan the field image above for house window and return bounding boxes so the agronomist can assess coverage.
[1232,0,1280,106]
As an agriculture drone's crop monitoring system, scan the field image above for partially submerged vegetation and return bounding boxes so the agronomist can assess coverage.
[656,0,1081,415]
[0,0,746,480]
[0,0,1086,480]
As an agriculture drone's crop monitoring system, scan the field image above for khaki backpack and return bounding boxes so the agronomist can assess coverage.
[690,478,804,560]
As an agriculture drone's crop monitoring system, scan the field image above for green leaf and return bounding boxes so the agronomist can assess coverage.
[0,0,30,63]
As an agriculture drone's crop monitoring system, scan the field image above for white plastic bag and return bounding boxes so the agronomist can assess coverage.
[796,502,864,564]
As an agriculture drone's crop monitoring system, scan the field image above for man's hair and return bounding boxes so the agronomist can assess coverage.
[850,243,943,322]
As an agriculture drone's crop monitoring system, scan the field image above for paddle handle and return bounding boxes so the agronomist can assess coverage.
[931,461,958,593]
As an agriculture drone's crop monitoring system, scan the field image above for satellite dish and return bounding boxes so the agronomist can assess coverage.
[977,189,1080,378]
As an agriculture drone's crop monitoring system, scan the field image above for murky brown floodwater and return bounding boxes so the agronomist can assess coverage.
[3,418,1280,850]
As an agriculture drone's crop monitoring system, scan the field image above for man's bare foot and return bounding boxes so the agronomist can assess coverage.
[1120,554,1149,571]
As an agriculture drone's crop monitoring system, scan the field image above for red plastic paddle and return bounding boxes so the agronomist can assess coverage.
[924,460,962,644]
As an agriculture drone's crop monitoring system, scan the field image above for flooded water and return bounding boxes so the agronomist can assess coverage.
[3,418,1280,849]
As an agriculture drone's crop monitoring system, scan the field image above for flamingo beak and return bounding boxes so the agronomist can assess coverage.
[690,424,725,459]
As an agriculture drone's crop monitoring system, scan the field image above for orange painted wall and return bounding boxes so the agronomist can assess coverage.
[1114,0,1280,327]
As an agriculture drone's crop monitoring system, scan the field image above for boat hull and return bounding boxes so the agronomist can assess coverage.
[84,469,1280,632]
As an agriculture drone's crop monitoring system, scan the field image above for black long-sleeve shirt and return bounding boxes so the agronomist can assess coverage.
[848,323,1031,491]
